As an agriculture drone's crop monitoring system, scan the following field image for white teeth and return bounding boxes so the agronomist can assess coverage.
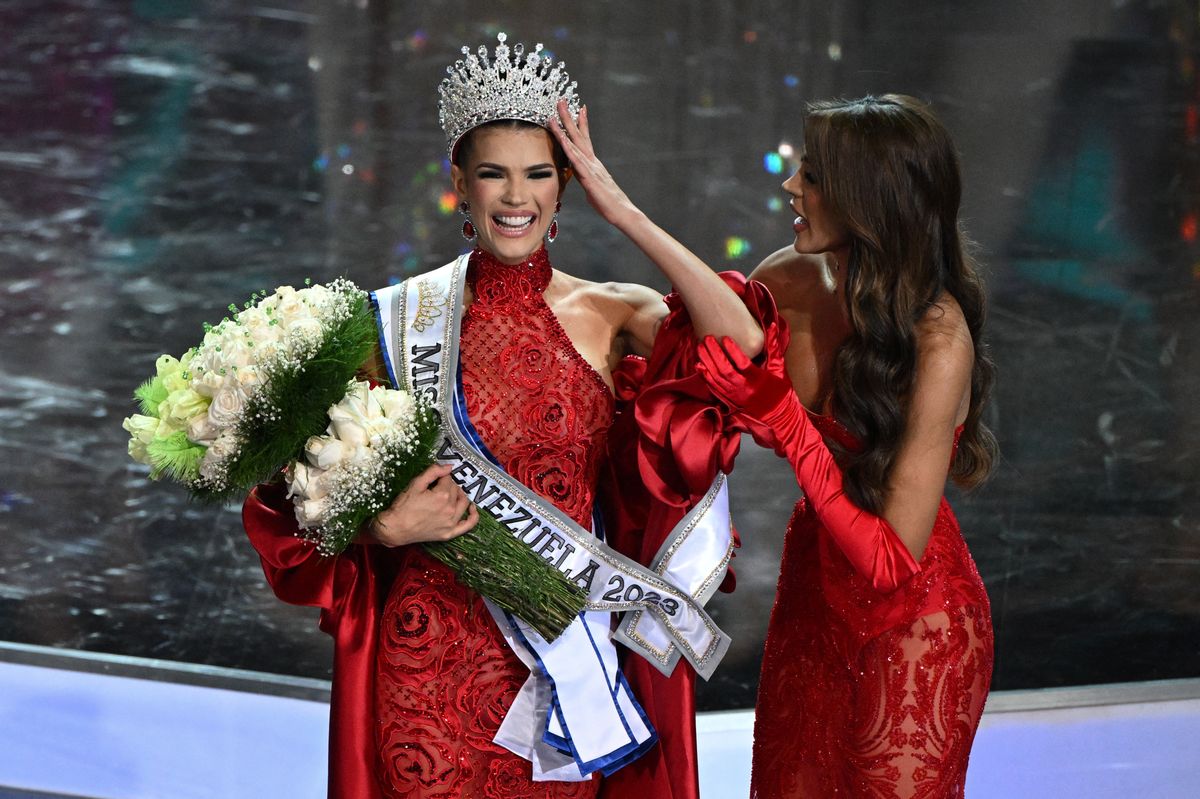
[495,215,534,229]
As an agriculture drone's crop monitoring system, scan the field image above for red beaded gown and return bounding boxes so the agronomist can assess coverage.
[241,249,780,799]
[371,248,608,798]
[751,413,993,799]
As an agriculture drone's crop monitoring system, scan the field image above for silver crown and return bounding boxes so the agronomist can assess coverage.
[438,32,581,160]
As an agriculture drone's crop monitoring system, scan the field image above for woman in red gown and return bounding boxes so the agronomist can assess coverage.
[243,34,772,799]
[694,95,998,797]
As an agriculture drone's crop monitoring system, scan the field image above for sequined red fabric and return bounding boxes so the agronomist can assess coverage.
[751,414,994,799]
[373,247,611,799]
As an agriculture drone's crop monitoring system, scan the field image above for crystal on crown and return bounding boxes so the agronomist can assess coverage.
[438,32,581,159]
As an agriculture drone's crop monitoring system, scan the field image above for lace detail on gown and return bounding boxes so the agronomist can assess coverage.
[374,247,612,798]
[751,414,993,799]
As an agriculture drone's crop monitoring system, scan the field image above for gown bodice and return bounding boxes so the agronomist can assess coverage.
[373,247,609,799]
[459,246,615,526]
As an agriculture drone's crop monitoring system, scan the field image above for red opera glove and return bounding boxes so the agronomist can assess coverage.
[695,336,919,593]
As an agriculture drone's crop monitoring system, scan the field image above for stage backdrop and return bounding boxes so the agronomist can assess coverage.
[0,0,1197,710]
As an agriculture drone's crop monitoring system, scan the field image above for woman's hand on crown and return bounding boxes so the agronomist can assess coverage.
[549,100,641,229]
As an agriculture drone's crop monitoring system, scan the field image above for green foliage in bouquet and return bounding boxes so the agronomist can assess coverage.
[145,431,207,484]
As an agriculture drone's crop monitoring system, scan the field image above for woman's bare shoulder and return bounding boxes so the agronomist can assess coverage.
[750,246,833,309]
[916,294,972,355]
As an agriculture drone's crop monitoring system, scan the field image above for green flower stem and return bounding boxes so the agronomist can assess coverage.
[309,406,586,642]
[423,510,587,642]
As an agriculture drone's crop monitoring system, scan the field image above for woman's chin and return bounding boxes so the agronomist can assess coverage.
[792,238,815,255]
[479,232,545,263]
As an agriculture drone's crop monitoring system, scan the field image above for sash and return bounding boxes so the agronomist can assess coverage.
[371,254,734,778]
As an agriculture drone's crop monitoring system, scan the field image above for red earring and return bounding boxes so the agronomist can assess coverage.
[546,201,561,244]
[459,201,476,241]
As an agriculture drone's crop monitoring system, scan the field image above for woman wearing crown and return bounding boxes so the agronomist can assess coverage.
[242,33,781,799]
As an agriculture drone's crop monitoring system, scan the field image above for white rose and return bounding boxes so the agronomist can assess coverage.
[328,386,373,448]
[235,364,264,392]
[295,497,329,528]
[301,284,332,307]
[187,414,221,445]
[329,411,368,448]
[377,388,414,423]
[207,384,248,430]
[122,414,159,464]
[286,316,324,345]
[305,435,348,470]
[190,367,223,398]
[252,337,285,364]
[236,309,276,346]
[287,461,328,501]
[191,346,226,380]
[247,319,284,349]
[207,431,239,462]
[276,291,314,326]
[217,329,255,369]
[197,431,239,482]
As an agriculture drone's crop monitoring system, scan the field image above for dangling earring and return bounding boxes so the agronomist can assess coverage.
[459,201,476,241]
[546,201,561,244]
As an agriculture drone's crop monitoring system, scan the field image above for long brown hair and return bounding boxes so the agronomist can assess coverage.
[804,94,997,512]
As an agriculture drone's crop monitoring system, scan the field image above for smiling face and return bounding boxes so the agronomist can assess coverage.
[781,156,851,265]
[451,124,567,264]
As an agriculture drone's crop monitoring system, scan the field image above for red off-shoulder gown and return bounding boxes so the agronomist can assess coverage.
[751,413,993,799]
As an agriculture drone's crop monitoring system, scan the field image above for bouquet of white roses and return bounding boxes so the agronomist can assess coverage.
[122,279,377,500]
[285,379,585,639]
[123,280,585,641]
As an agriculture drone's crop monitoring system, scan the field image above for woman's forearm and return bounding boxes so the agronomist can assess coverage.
[616,207,764,357]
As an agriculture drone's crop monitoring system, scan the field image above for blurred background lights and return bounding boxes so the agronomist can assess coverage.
[725,236,752,259]
[763,151,784,174]
[1180,211,1198,242]
[438,191,458,216]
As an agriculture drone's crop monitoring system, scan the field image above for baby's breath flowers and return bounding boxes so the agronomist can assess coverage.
[124,279,585,641]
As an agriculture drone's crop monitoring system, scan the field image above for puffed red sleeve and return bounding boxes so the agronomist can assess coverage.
[243,481,337,609]
[596,274,783,799]
[634,271,788,508]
